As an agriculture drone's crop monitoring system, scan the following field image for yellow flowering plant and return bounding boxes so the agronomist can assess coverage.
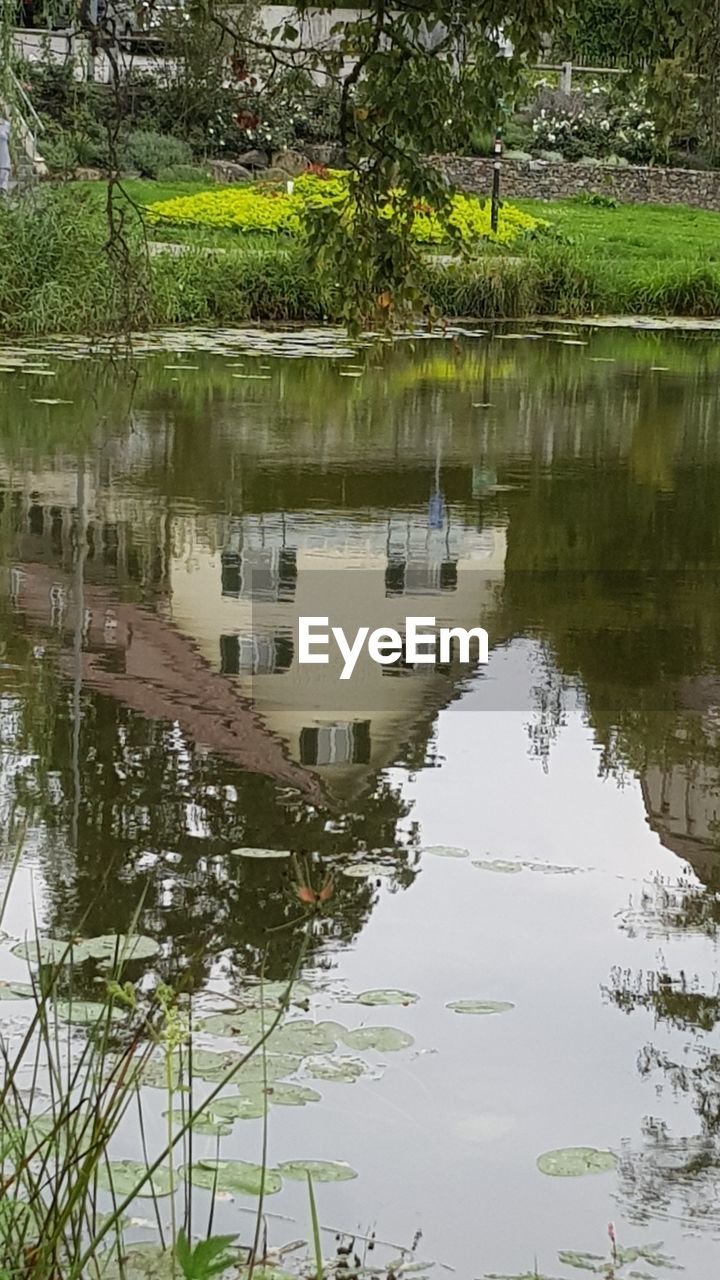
[146,171,546,247]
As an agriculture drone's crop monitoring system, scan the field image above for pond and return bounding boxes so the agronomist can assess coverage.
[1,321,720,1279]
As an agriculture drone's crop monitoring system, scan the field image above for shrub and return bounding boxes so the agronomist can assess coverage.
[146,172,547,246]
[124,130,192,178]
[155,163,215,183]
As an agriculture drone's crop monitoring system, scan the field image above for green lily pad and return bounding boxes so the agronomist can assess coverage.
[471,860,523,874]
[557,1254,607,1273]
[185,1160,281,1196]
[421,845,469,858]
[339,1026,414,1052]
[277,1159,357,1182]
[96,1160,174,1197]
[536,1147,618,1177]
[75,934,160,963]
[266,1081,321,1106]
[341,862,394,879]
[304,1056,369,1083]
[230,848,291,860]
[446,1000,515,1015]
[271,1020,341,1056]
[209,1092,268,1121]
[12,938,76,965]
[199,1010,267,1040]
[101,1244,176,1279]
[164,1110,232,1137]
[53,1000,126,1025]
[344,989,418,1006]
[0,980,36,1000]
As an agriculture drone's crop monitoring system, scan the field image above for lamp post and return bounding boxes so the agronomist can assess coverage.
[490,126,502,233]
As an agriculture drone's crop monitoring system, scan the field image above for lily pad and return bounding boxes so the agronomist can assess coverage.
[209,1092,268,1121]
[536,1147,618,1177]
[53,999,126,1025]
[230,848,291,860]
[199,1010,267,1041]
[341,862,394,879]
[272,1020,340,1056]
[421,845,469,858]
[471,860,523,874]
[303,1055,369,1083]
[344,989,419,1006]
[185,1159,281,1196]
[75,934,160,963]
[164,1110,232,1137]
[96,1160,174,1197]
[0,981,35,1000]
[267,1081,321,1106]
[339,1026,414,1052]
[277,1159,357,1182]
[12,938,75,965]
[446,1000,515,1015]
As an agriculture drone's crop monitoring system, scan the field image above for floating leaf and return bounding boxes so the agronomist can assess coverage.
[199,1010,267,1040]
[53,1000,125,1025]
[557,1253,607,1274]
[101,1243,175,1279]
[272,1020,340,1056]
[75,934,160,963]
[471,860,522,874]
[96,1160,174,1197]
[0,981,35,1000]
[420,845,469,858]
[267,1081,321,1106]
[304,1055,369,1083]
[185,1160,281,1196]
[341,862,394,879]
[536,1147,618,1177]
[230,848,291,860]
[340,1026,414,1052]
[164,1110,232,1137]
[277,1159,357,1182]
[209,1093,267,1121]
[12,937,76,964]
[446,1000,514,1015]
[344,989,419,1007]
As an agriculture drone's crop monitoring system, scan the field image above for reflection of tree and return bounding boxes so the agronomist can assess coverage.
[0,617,418,992]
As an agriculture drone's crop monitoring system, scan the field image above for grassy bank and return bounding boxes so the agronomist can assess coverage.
[3,180,720,336]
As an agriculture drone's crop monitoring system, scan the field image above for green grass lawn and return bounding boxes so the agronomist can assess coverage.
[516,197,720,266]
[78,178,720,272]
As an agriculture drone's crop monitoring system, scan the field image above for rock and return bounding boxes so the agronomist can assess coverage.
[236,149,269,170]
[272,148,310,176]
[206,159,253,184]
[73,166,104,181]
[255,167,296,184]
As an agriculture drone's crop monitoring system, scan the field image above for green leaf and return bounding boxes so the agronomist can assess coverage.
[421,845,469,858]
[96,1159,174,1197]
[184,1160,282,1196]
[446,1000,514,1015]
[343,989,419,1006]
[229,847,291,860]
[277,1159,357,1182]
[536,1147,618,1177]
[175,1230,239,1280]
[339,1026,414,1052]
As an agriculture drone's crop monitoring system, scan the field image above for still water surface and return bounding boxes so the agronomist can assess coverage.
[2,323,720,1278]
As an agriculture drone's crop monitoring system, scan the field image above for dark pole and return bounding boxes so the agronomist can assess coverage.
[491,127,502,233]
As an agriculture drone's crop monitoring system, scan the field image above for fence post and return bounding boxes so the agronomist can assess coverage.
[559,60,573,95]
[491,127,502,233]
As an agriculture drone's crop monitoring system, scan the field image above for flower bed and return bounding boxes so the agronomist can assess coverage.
[145,171,546,246]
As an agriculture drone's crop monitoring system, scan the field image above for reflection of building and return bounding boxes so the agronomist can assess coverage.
[641,679,720,884]
[169,508,506,797]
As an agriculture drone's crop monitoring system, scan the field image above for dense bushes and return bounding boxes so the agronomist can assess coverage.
[125,129,193,178]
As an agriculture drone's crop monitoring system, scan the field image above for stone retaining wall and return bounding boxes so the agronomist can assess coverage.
[433,155,720,211]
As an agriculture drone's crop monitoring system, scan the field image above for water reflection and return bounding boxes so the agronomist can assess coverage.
[3,325,720,1272]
